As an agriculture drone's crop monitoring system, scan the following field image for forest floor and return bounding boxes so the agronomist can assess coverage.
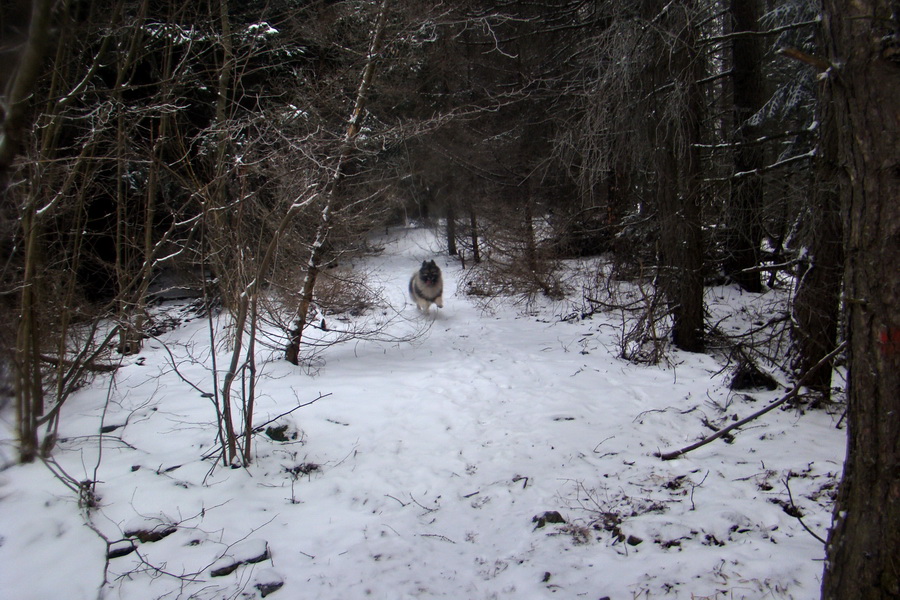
[0,226,845,600]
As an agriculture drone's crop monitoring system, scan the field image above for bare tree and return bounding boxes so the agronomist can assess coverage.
[284,0,391,365]
[2,0,54,462]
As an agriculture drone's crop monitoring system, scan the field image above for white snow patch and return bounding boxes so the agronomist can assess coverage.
[0,226,844,600]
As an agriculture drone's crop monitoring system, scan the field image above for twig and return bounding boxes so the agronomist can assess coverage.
[689,470,710,511]
[702,19,821,45]
[419,533,456,543]
[784,475,827,544]
[836,408,847,429]
[250,392,332,433]
[658,341,846,460]
[409,493,439,513]
[147,333,212,397]
[385,494,409,507]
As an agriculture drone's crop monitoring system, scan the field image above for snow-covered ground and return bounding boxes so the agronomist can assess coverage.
[0,227,844,600]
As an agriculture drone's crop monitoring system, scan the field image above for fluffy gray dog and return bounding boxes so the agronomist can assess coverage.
[409,260,444,312]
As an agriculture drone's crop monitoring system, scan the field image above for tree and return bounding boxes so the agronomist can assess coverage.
[284,0,392,366]
[723,0,766,293]
[819,1,900,598]
[0,0,53,186]
[790,50,843,403]
[3,0,402,462]
[650,0,706,353]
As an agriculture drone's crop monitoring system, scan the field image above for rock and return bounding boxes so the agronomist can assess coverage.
[253,568,285,597]
[210,560,240,578]
[532,511,566,529]
[257,580,284,597]
[238,540,271,564]
[123,514,177,543]
[265,421,300,442]
[107,540,136,559]
[210,539,270,577]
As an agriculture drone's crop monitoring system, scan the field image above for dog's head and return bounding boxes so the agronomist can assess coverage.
[419,260,441,285]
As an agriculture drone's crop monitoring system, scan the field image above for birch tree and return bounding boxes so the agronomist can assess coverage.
[284,0,391,365]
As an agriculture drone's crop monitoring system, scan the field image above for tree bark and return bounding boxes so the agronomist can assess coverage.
[820,1,900,598]
[724,0,766,293]
[791,44,843,402]
[653,1,705,353]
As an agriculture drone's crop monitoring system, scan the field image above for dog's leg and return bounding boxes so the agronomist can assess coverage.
[435,295,443,308]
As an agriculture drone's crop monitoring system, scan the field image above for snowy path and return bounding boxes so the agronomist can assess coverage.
[0,227,844,600]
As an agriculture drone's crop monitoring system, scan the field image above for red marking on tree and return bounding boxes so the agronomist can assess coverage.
[879,328,900,355]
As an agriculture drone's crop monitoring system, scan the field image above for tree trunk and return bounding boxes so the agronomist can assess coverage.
[653,2,705,353]
[791,48,843,402]
[285,0,390,365]
[8,0,59,462]
[0,0,53,189]
[820,1,900,598]
[724,0,766,293]
[14,207,44,463]
[523,193,538,275]
[657,140,704,353]
[8,0,56,462]
[446,196,458,256]
[469,207,480,264]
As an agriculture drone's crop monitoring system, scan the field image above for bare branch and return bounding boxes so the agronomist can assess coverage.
[658,341,846,460]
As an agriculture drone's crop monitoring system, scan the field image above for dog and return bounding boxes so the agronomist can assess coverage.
[409,260,444,312]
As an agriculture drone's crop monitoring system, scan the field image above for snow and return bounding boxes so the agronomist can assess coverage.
[246,23,279,38]
[0,226,844,600]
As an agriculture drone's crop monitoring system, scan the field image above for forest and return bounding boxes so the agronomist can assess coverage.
[0,1,897,599]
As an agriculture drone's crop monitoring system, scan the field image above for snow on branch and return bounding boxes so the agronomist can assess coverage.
[707,149,816,181]
[702,18,820,45]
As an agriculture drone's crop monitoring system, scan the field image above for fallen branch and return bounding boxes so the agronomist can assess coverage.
[658,341,846,460]
[784,474,827,544]
[39,353,119,372]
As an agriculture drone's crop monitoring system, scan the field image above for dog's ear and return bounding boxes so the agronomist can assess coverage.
[421,260,428,268]
[428,260,436,267]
